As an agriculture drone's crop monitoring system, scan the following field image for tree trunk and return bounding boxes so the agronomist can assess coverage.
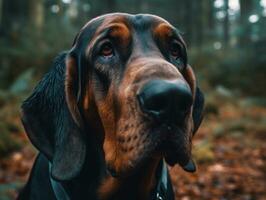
[240,0,253,23]
[0,0,2,26]
[204,0,214,41]
[105,0,116,13]
[195,0,203,47]
[29,0,44,33]
[184,0,192,45]
[239,0,253,46]
[223,0,229,46]
[207,0,214,30]
[2,0,28,40]
[135,0,144,12]
[173,0,185,29]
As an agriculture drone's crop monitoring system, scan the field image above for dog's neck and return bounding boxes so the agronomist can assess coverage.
[51,147,106,200]
[50,156,170,200]
[50,123,166,200]
[98,158,160,200]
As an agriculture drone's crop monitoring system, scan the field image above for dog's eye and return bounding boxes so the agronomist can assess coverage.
[169,40,181,59]
[100,42,114,57]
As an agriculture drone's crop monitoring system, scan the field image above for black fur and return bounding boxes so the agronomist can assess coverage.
[18,15,106,199]
[192,87,205,134]
[21,53,86,181]
[17,154,56,200]
[19,53,104,199]
[18,14,204,200]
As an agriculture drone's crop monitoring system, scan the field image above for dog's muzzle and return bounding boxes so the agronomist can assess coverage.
[137,79,197,173]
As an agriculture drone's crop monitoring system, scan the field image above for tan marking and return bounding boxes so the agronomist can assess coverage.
[65,56,83,128]
[83,84,90,110]
[98,176,120,200]
[184,64,196,100]
[98,159,159,200]
[68,13,198,200]
[108,23,131,47]
[85,16,131,57]
[153,23,173,39]
[183,64,197,134]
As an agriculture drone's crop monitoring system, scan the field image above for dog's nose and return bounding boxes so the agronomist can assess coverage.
[137,80,192,121]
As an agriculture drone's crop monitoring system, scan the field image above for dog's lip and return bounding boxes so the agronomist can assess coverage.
[154,124,195,172]
[181,159,197,172]
[164,151,196,173]
[108,124,190,178]
[107,155,160,178]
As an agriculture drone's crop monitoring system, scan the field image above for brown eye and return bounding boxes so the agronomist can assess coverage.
[100,42,114,57]
[169,41,181,59]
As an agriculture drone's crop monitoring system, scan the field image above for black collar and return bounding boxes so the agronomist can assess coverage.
[49,160,171,200]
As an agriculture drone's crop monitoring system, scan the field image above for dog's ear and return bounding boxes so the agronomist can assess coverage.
[183,65,205,134]
[21,52,86,181]
[192,86,204,134]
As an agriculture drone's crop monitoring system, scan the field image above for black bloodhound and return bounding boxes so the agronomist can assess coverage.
[18,13,204,200]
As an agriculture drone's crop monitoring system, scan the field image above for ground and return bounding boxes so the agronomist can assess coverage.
[0,94,265,200]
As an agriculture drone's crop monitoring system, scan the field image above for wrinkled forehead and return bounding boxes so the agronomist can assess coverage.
[73,13,178,49]
[87,13,171,33]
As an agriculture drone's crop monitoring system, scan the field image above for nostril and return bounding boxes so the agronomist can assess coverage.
[137,79,193,120]
[146,94,167,112]
[137,92,168,116]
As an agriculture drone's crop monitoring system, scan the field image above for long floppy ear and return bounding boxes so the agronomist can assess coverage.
[192,87,204,134]
[21,52,86,181]
[184,65,205,134]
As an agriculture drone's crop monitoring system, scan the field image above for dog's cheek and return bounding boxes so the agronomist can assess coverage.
[184,114,194,159]
[188,112,194,139]
[181,112,194,156]
[103,139,117,164]
[187,114,194,156]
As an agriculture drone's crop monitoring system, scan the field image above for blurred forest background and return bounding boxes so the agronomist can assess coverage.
[0,0,265,199]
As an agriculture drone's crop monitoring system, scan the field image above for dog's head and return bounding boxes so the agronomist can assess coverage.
[22,13,204,181]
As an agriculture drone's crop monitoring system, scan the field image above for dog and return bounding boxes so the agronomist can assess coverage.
[18,13,204,200]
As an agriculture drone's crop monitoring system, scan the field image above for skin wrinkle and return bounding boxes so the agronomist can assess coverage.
[85,23,131,57]
[153,23,188,67]
[68,13,199,199]
[18,13,204,200]
[65,56,84,128]
[153,23,174,39]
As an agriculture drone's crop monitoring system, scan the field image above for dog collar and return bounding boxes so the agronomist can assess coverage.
[49,160,171,200]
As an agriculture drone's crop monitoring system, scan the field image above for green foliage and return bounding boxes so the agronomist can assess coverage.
[189,42,266,96]
[0,122,22,157]
[0,19,78,88]
[193,139,215,163]
[0,182,23,200]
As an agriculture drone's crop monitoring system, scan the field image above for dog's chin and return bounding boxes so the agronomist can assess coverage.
[108,125,191,178]
[154,125,192,168]
[164,149,190,167]
[107,152,160,178]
